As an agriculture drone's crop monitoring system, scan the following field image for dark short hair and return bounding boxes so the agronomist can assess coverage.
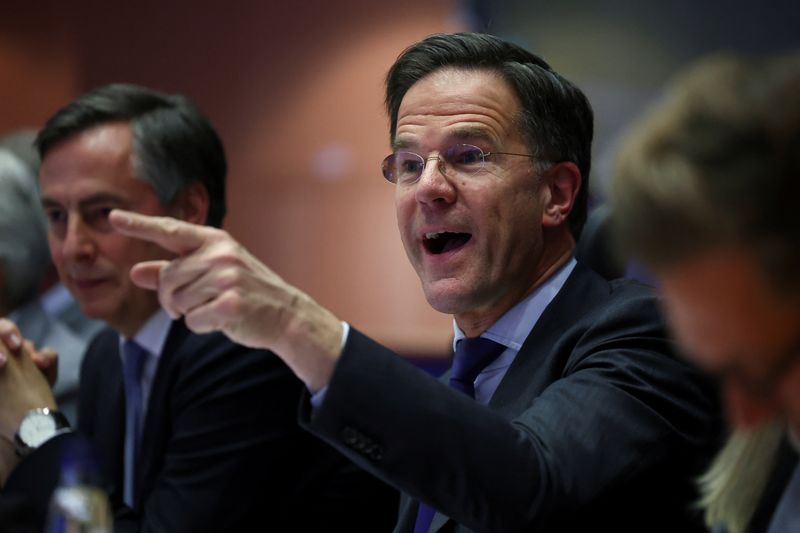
[36,83,227,227]
[611,52,800,296]
[385,32,594,239]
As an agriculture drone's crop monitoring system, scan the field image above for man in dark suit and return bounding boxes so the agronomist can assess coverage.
[0,84,396,531]
[99,33,722,532]
[611,52,800,533]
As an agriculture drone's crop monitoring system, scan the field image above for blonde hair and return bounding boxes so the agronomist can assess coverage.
[697,419,784,533]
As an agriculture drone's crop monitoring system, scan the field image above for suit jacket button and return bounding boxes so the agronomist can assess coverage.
[341,427,359,446]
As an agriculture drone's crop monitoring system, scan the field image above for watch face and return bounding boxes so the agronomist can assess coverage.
[19,411,57,448]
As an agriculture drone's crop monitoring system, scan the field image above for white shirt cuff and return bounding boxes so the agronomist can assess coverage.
[309,321,350,408]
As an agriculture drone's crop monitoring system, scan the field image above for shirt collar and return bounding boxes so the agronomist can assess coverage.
[453,257,577,351]
[119,307,172,360]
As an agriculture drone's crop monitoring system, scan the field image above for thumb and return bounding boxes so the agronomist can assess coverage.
[33,347,59,387]
[130,260,169,290]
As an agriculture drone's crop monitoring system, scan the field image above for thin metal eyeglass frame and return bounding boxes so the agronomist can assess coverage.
[381,144,536,184]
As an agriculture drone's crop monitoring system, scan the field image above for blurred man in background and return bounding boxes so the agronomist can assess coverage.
[0,148,84,422]
[0,84,395,532]
[0,129,103,344]
[612,52,800,533]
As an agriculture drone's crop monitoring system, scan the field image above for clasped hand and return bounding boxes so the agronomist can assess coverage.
[0,319,58,485]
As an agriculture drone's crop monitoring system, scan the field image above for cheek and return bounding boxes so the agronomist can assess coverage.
[48,237,64,266]
[491,196,540,253]
[394,195,415,237]
[661,290,721,367]
[97,235,160,269]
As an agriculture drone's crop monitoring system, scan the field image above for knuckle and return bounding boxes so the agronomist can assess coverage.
[184,312,208,334]
[218,290,243,316]
[204,227,229,245]
[217,267,242,290]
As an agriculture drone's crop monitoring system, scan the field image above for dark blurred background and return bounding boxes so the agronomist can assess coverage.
[2,0,797,360]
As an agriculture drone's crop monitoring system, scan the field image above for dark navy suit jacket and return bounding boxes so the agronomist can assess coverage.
[302,262,723,532]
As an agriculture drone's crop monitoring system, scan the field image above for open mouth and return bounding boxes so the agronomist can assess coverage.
[423,232,472,254]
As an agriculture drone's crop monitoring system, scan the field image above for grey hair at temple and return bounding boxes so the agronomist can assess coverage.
[35,83,228,228]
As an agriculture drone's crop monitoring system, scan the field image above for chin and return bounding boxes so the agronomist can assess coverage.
[422,282,476,315]
[76,296,119,321]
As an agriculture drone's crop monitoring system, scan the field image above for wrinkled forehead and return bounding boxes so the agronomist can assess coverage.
[395,68,523,148]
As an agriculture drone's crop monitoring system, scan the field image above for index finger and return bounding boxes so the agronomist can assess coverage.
[110,209,210,256]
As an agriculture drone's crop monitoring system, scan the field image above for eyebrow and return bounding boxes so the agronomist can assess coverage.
[448,127,500,146]
[41,193,128,210]
[391,127,501,152]
[391,137,415,151]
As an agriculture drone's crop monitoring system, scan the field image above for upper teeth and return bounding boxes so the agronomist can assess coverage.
[425,232,445,239]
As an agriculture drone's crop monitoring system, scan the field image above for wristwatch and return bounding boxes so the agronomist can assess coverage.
[14,408,71,457]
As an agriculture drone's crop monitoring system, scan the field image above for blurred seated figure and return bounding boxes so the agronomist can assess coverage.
[0,84,396,533]
[0,130,103,345]
[611,51,800,533]
[0,148,84,423]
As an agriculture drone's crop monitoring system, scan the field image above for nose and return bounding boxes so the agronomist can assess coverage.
[414,154,456,206]
[61,214,96,263]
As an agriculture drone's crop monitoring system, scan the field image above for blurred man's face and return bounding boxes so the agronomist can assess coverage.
[659,249,800,433]
[39,123,175,337]
[393,68,553,334]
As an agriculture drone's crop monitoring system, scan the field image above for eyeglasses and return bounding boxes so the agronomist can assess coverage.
[381,143,535,184]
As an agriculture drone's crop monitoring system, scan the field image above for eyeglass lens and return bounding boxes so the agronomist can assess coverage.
[382,144,486,183]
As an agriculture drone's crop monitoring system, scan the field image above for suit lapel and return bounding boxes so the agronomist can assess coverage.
[394,495,418,532]
[82,331,126,502]
[489,262,605,415]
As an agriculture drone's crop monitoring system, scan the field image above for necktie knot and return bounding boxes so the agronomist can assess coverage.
[448,336,505,398]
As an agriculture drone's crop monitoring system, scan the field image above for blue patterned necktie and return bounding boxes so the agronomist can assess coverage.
[414,336,506,533]
[122,340,148,508]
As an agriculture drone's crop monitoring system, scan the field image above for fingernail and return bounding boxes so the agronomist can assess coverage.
[0,352,6,366]
[9,333,21,350]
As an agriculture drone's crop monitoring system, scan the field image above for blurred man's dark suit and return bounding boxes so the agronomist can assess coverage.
[1,318,397,532]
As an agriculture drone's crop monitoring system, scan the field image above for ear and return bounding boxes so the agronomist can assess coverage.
[171,181,210,225]
[541,161,582,228]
